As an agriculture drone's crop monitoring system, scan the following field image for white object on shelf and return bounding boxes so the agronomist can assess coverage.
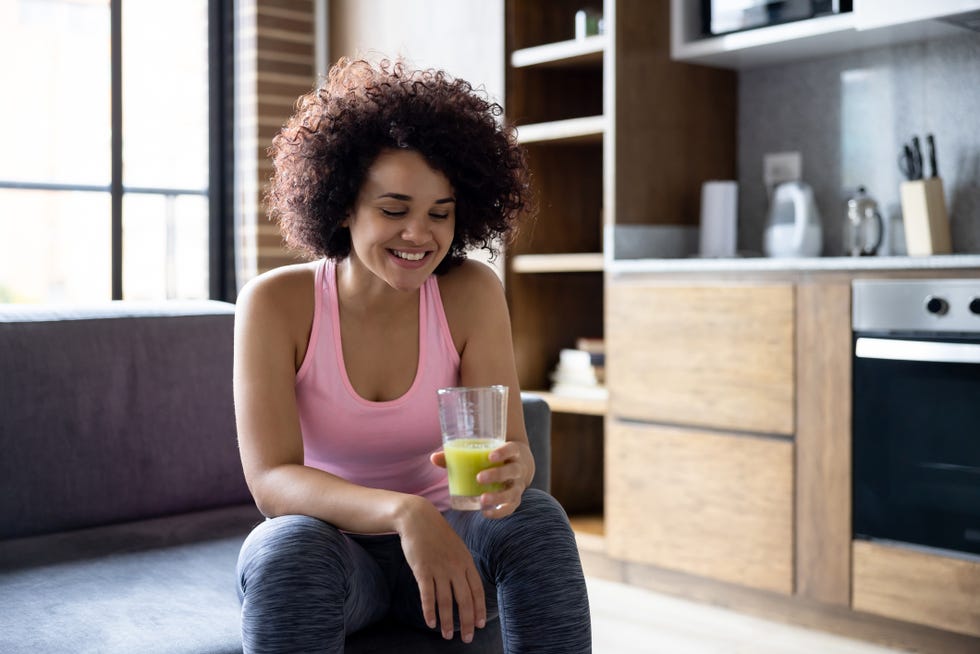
[699,181,738,258]
[550,348,607,401]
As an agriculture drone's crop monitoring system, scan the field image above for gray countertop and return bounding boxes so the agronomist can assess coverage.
[608,254,980,276]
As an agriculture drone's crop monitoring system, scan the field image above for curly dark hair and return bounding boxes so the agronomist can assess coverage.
[266,57,533,274]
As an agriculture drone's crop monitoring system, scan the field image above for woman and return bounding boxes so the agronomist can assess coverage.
[234,58,591,653]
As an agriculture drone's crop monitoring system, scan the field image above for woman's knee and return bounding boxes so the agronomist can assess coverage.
[513,489,574,534]
[238,515,352,596]
[474,489,577,561]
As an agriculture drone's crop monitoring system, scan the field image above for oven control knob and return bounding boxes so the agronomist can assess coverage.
[926,296,949,315]
[970,297,980,315]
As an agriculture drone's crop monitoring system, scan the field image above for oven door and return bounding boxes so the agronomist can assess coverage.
[853,334,980,555]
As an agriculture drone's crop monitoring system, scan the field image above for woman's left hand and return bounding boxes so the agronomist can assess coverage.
[430,440,533,519]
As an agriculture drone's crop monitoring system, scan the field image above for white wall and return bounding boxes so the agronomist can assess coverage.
[326,0,507,275]
[327,0,505,113]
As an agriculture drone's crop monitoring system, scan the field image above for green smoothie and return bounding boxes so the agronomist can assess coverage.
[444,438,504,499]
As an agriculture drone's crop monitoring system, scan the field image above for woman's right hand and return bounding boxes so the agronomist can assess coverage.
[395,496,486,643]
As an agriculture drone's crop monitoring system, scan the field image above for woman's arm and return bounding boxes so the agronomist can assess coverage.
[436,260,536,518]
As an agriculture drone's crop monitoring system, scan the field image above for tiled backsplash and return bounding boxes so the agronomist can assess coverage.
[738,31,980,257]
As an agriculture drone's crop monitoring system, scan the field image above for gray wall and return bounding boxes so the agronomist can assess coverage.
[738,31,980,256]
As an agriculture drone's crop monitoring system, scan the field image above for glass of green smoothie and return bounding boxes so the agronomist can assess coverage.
[437,385,508,510]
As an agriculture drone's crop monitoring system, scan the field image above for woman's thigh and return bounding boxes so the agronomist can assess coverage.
[237,515,390,636]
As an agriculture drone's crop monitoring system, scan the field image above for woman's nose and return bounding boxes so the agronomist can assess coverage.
[400,213,431,242]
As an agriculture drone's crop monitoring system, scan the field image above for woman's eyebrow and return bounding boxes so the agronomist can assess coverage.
[376,192,455,204]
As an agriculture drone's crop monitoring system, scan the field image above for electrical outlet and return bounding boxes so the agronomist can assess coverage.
[763,151,802,193]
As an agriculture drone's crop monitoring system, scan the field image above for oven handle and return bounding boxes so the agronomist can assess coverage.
[855,337,980,364]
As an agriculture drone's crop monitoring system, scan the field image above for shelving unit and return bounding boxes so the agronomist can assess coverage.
[504,0,608,528]
[503,0,735,546]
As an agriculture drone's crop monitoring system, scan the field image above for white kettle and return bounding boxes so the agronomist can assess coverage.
[763,181,823,258]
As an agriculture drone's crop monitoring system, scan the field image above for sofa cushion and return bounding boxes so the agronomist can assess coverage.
[0,504,261,654]
[0,301,249,539]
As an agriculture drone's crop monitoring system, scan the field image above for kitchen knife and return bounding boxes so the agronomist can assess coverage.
[911,136,924,180]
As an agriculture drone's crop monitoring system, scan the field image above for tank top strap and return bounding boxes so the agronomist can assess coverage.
[424,274,460,369]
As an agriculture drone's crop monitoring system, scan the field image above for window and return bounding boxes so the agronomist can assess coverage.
[0,0,230,303]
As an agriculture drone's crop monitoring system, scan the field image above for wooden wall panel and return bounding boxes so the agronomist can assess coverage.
[613,0,735,226]
[550,412,604,514]
[795,281,852,606]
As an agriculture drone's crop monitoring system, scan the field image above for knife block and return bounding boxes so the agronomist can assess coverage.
[901,177,951,256]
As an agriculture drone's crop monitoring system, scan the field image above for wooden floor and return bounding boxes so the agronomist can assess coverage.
[587,577,908,654]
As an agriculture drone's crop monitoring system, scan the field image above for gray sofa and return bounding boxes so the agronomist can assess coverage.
[0,301,551,654]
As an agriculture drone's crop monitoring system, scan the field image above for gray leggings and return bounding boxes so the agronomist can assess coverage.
[236,489,591,653]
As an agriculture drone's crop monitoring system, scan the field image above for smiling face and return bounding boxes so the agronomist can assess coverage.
[344,148,456,293]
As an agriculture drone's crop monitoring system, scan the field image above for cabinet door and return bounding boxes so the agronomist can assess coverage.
[853,540,980,638]
[607,282,795,435]
[606,420,794,594]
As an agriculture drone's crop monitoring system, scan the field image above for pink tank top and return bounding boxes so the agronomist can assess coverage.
[295,259,460,511]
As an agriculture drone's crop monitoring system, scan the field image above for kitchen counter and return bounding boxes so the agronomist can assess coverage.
[608,253,980,276]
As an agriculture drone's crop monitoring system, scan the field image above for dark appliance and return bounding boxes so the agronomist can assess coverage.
[852,278,980,557]
[703,0,853,36]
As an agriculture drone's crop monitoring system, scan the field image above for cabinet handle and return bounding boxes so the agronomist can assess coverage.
[855,337,980,364]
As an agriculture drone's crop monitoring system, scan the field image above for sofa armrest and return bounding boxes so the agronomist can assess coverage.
[520,393,551,494]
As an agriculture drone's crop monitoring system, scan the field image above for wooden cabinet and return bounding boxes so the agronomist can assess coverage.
[606,420,794,594]
[503,0,735,519]
[605,279,796,593]
[607,281,795,435]
[602,270,980,649]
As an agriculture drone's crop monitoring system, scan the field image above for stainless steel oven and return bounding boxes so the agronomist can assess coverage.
[852,279,980,556]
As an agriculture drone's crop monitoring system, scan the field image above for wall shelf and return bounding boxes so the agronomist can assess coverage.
[510,34,606,69]
[515,115,605,144]
[532,390,608,416]
[510,252,604,273]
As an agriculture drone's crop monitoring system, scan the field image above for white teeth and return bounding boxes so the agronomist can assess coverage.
[392,250,425,261]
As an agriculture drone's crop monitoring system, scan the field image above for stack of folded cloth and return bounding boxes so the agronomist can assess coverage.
[549,343,607,400]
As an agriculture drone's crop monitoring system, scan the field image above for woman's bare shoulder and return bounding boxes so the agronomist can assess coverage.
[237,260,319,328]
[240,261,316,299]
[438,259,508,347]
[438,259,504,307]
